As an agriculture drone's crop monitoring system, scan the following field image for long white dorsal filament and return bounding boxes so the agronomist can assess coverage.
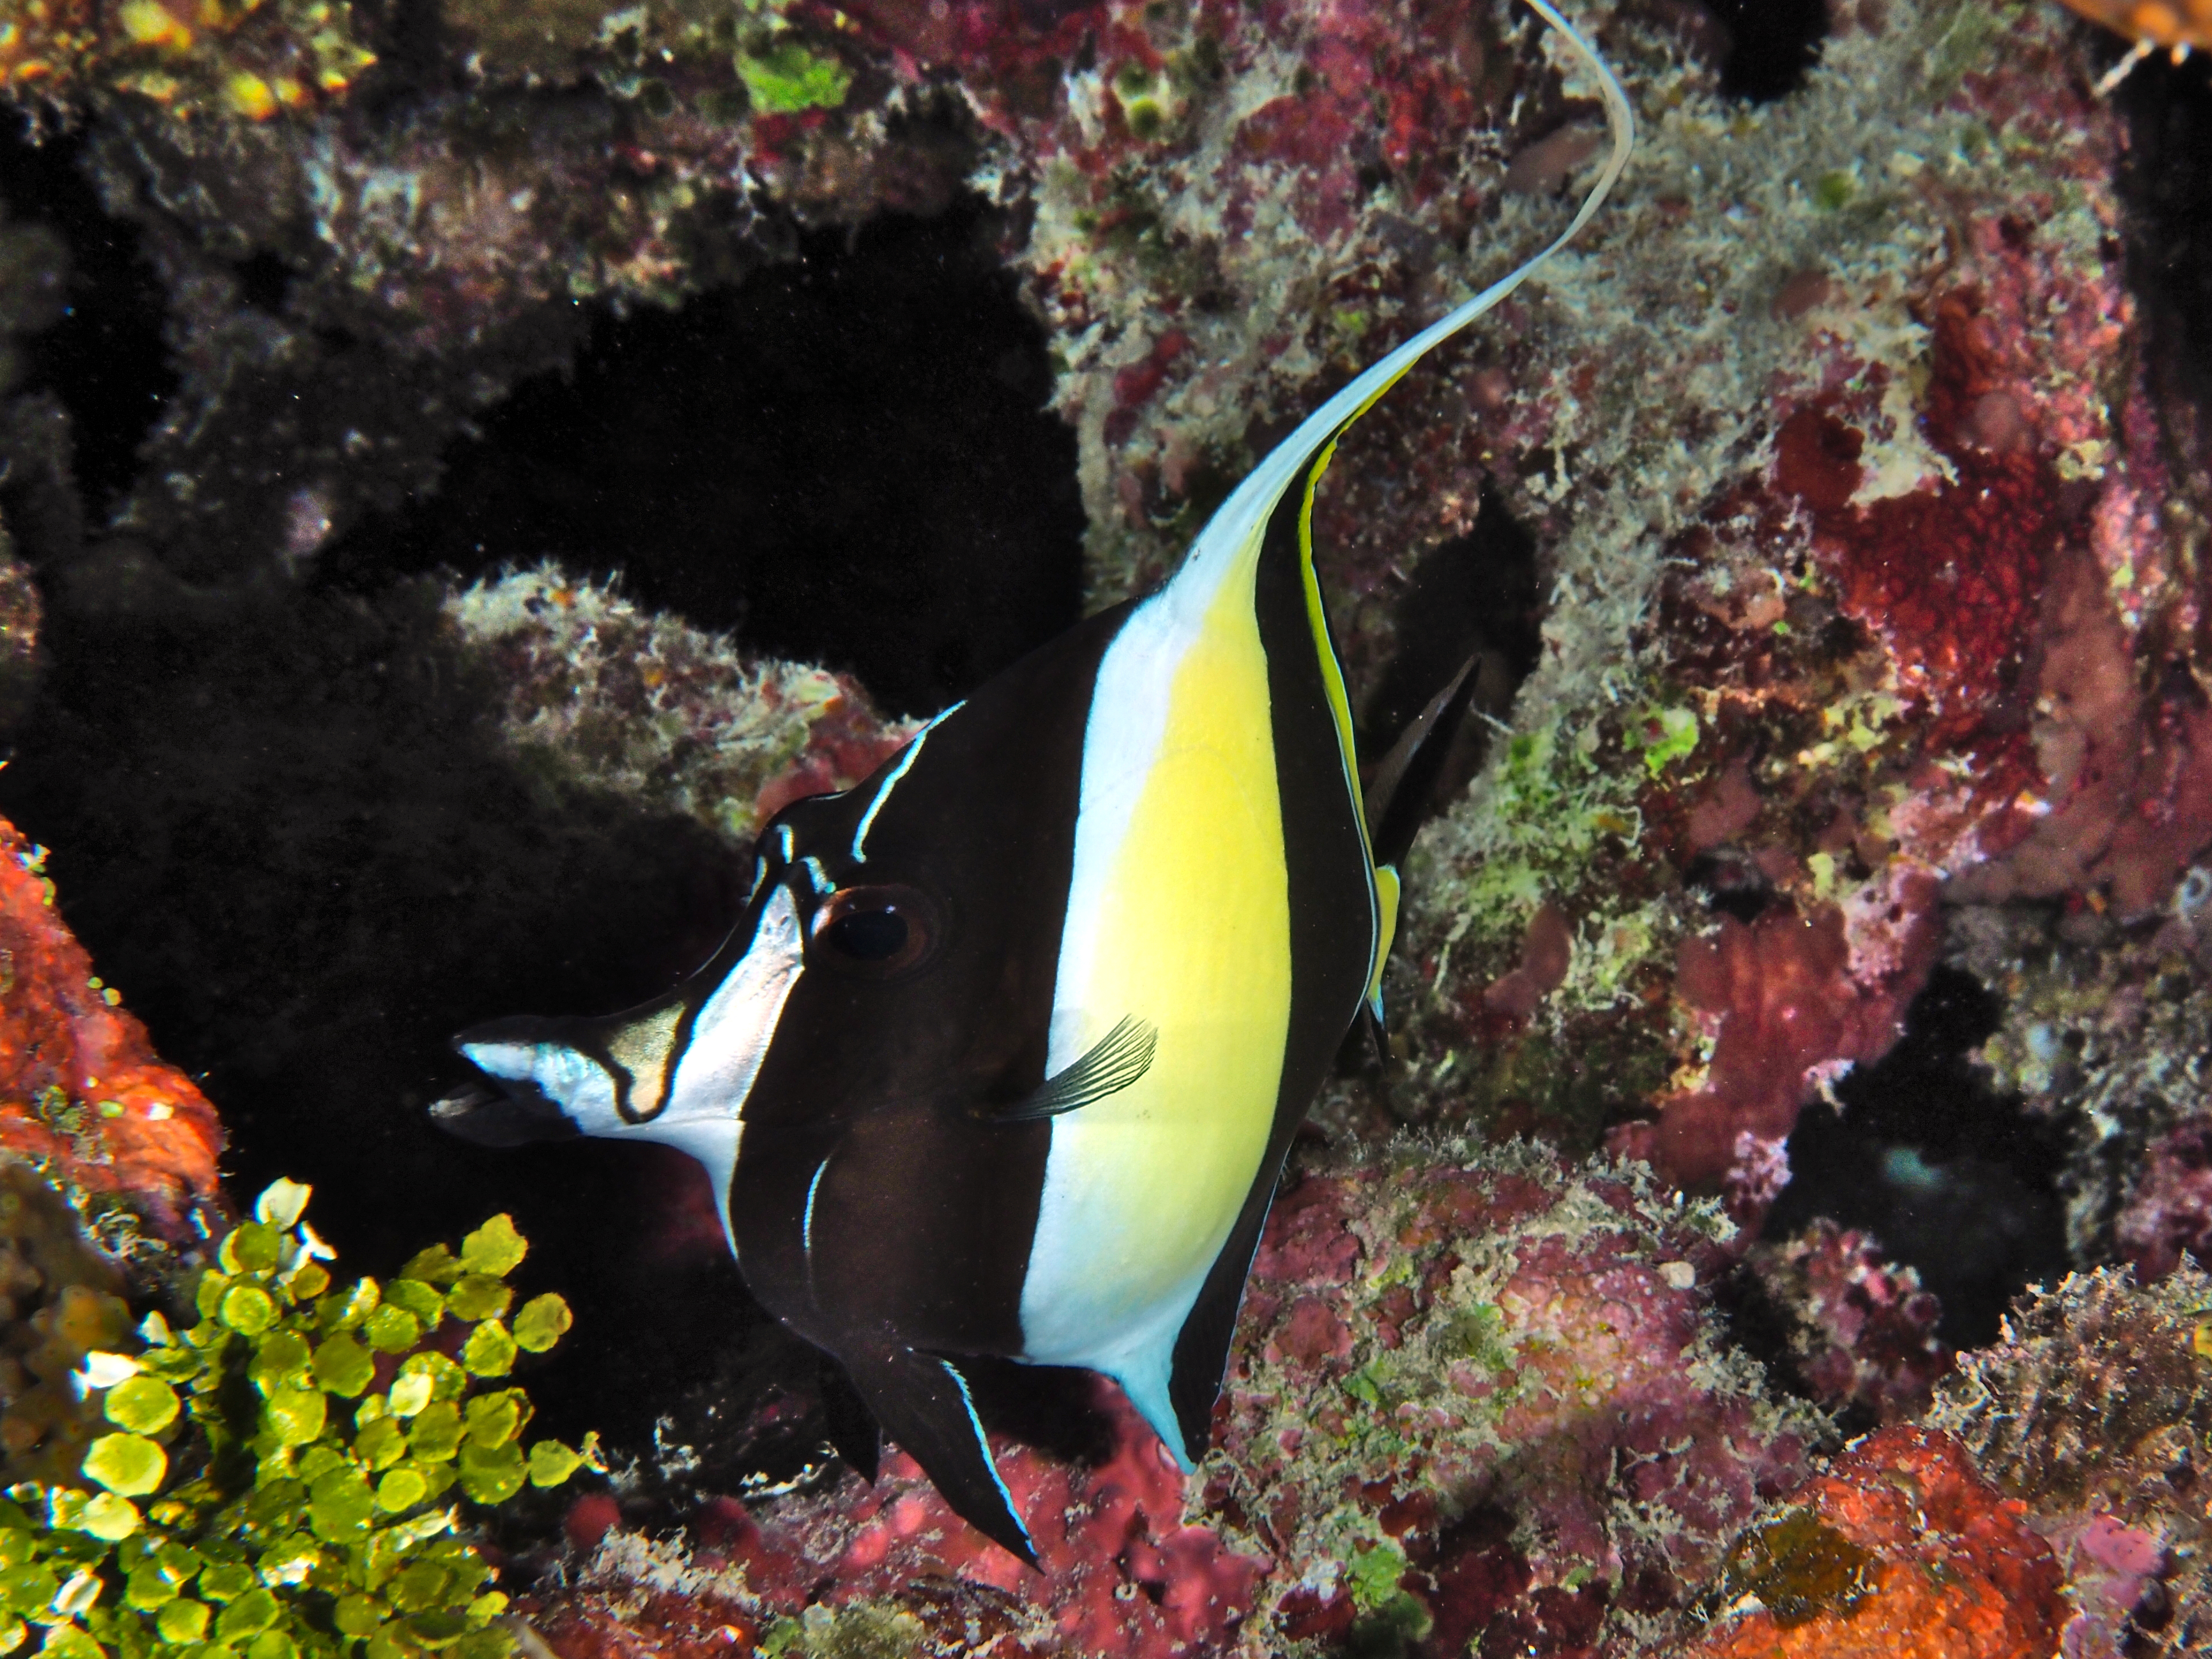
[1188,0,1637,568]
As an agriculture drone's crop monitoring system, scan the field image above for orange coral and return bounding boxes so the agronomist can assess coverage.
[0,817,224,1242]
[2060,0,2212,52]
[1688,1427,2068,1659]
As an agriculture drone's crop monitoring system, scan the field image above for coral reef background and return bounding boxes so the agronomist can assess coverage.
[0,0,2210,1653]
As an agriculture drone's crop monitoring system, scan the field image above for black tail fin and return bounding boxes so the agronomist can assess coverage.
[839,1346,1038,1567]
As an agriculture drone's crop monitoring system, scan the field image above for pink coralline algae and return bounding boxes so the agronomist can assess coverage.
[1481,901,1575,1021]
[1614,261,2155,1195]
[0,816,224,1246]
[1746,1219,1949,1424]
[1608,895,1938,1208]
[536,1381,1263,1659]
[1930,1264,2212,1658]
[1201,1143,1821,1654]
[442,565,918,850]
[525,1142,1824,1657]
[1435,0,2212,1202]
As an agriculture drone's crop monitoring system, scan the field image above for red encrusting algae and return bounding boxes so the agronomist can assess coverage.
[0,817,224,1243]
[1609,892,1940,1210]
[538,1381,1263,1659]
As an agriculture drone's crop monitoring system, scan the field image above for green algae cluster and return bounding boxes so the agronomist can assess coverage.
[756,1602,924,1659]
[0,1181,594,1659]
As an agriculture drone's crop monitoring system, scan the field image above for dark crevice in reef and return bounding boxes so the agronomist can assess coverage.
[1,192,1086,1490]
[1359,482,1543,825]
[0,114,178,526]
[1695,0,1829,103]
[1683,848,1775,925]
[332,196,1085,719]
[1762,965,2070,1348]
[1706,1261,1820,1422]
[348,0,466,107]
[2112,45,2212,446]
[0,579,773,1464]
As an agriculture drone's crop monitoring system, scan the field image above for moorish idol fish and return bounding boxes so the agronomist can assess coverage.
[433,0,1631,1568]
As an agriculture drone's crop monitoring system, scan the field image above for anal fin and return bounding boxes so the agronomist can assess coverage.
[839,1346,1037,1567]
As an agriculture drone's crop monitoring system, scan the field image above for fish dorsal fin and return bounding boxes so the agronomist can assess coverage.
[1167,0,1634,618]
[992,1014,1158,1123]
[1143,0,1634,1461]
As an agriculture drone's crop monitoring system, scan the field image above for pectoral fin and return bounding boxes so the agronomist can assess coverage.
[992,1014,1158,1123]
[840,1347,1037,1567]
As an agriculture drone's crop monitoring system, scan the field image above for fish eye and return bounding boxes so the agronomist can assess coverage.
[808,885,938,975]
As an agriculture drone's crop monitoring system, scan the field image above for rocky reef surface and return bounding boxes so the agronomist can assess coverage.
[1,0,2210,1654]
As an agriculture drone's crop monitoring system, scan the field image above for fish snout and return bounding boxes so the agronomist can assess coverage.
[434,1017,598,1145]
[427,1073,582,1148]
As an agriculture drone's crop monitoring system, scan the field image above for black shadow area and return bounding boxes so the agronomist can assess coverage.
[2113,45,2212,444]
[0,581,786,1465]
[0,114,177,525]
[1762,966,2069,1347]
[330,200,1085,718]
[1361,483,1543,751]
[1353,485,1543,860]
[1696,0,1829,103]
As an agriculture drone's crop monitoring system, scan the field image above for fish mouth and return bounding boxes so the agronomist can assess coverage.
[428,1073,582,1148]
